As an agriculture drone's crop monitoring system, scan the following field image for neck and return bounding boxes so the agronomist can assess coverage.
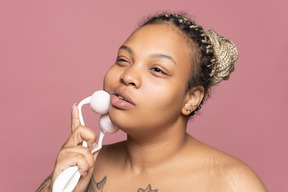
[124,118,188,175]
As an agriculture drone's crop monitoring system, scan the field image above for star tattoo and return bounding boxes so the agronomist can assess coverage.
[137,184,158,192]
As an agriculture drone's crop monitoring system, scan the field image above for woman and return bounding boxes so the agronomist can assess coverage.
[37,13,267,192]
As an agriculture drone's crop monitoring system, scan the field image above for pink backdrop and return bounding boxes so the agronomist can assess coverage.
[1,0,287,191]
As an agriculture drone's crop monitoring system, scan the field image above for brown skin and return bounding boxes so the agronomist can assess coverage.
[36,106,99,192]
[37,24,267,192]
[90,24,267,191]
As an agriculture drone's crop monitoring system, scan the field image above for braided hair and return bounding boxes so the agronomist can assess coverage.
[139,13,238,116]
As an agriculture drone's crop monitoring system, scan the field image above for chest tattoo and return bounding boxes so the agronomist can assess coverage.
[87,176,107,192]
[137,184,158,192]
[88,176,158,192]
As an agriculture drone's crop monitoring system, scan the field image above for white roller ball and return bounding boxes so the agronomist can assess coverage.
[99,114,119,134]
[90,90,110,114]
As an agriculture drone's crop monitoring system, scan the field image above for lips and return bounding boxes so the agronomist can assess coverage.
[110,88,135,109]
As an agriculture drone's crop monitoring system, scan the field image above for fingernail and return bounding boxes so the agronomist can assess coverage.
[72,103,76,109]
[92,142,97,148]
[83,172,87,177]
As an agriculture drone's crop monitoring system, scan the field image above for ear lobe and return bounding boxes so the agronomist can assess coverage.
[182,103,193,115]
[181,86,205,116]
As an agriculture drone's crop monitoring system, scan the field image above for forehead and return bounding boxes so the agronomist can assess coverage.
[122,24,192,63]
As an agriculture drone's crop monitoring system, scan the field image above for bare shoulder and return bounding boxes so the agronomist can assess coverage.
[187,137,268,192]
[214,152,268,192]
[220,161,268,192]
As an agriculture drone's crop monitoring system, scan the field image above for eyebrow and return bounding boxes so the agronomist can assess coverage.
[149,53,176,65]
[119,45,133,55]
[119,45,176,65]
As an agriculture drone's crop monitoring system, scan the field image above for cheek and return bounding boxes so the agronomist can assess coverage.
[134,92,184,129]
[103,65,119,91]
[141,81,186,116]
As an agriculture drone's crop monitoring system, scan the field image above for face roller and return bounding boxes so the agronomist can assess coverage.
[53,90,118,192]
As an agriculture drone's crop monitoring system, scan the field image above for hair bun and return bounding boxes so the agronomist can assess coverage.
[206,29,239,86]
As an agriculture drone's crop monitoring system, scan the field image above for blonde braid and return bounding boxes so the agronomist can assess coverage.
[205,29,239,85]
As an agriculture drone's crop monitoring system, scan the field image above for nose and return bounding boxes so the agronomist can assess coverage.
[120,65,142,88]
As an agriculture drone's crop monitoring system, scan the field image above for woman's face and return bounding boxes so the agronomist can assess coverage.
[104,24,193,136]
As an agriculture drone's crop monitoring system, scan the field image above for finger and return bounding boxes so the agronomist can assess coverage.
[51,148,100,190]
[64,126,97,149]
[73,166,95,191]
[79,165,95,187]
[71,104,81,132]
[55,151,89,176]
[56,146,95,175]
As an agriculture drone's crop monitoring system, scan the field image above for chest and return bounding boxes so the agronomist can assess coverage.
[86,169,221,192]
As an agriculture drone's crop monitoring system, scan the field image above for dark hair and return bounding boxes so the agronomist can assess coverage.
[139,13,216,116]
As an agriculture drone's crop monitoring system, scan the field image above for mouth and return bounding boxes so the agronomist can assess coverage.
[117,95,128,102]
[110,88,135,109]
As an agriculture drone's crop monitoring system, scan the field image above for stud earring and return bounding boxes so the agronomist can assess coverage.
[193,106,199,110]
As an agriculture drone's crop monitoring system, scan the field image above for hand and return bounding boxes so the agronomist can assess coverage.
[50,104,99,192]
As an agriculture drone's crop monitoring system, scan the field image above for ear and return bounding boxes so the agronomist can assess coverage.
[182,86,205,116]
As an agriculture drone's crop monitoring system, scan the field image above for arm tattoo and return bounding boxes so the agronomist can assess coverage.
[36,174,52,192]
[89,176,158,192]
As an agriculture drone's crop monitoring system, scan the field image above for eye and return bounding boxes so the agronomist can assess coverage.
[117,58,127,62]
[151,67,167,75]
[116,57,130,66]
